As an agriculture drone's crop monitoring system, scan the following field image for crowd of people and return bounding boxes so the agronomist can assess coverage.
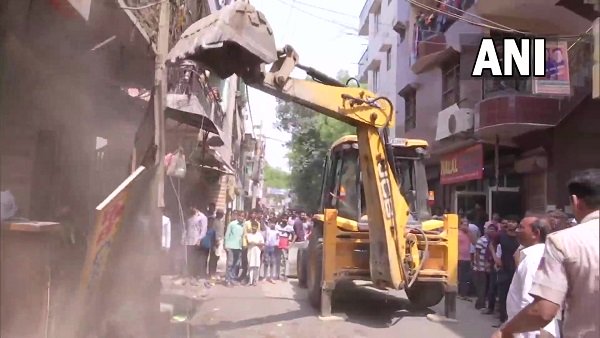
[457,212,567,327]
[164,206,314,289]
[453,169,599,338]
[160,169,598,338]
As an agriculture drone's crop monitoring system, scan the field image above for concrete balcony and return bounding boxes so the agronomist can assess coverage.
[358,0,382,35]
[556,0,600,21]
[376,30,394,52]
[475,36,594,144]
[475,94,561,144]
[410,31,457,74]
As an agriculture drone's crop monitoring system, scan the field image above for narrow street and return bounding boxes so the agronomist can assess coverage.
[164,277,497,338]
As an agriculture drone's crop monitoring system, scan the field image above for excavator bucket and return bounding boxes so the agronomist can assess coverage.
[167,1,277,81]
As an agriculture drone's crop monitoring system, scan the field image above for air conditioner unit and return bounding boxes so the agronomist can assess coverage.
[435,104,474,141]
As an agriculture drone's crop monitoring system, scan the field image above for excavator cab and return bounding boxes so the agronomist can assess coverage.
[317,136,430,231]
[299,136,447,311]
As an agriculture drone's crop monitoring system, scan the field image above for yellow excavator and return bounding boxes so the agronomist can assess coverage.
[167,1,459,319]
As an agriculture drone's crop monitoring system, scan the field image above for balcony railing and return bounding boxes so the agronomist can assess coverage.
[483,78,532,99]
[168,62,225,130]
[412,0,475,36]
[410,26,447,66]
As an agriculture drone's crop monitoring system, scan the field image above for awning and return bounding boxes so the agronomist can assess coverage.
[188,148,235,176]
[209,148,235,175]
[166,93,225,146]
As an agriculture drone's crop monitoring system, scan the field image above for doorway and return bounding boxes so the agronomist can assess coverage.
[488,187,521,219]
[454,191,487,219]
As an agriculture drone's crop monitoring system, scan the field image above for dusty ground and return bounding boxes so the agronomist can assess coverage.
[162,274,498,338]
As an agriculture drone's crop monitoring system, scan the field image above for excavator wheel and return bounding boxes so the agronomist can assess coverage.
[297,247,308,288]
[307,242,323,309]
[405,282,445,310]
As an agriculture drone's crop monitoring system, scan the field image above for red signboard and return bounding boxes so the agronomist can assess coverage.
[440,144,484,185]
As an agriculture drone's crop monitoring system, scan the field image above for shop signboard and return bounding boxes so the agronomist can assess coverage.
[440,144,484,185]
[79,166,146,292]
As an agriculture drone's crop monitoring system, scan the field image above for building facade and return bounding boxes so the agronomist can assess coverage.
[359,0,599,220]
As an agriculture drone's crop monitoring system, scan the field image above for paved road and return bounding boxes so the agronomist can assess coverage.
[165,277,498,338]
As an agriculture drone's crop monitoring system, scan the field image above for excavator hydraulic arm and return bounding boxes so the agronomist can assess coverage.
[167,1,453,291]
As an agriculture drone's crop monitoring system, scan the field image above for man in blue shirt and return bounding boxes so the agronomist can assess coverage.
[224,211,245,286]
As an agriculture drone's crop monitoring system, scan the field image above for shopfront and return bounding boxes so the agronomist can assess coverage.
[438,143,522,225]
[440,144,485,217]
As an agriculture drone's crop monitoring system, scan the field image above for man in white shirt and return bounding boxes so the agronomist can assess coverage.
[506,215,559,338]
[181,204,208,285]
[493,169,600,338]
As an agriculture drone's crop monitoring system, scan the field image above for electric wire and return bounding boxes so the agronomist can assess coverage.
[290,0,357,18]
[427,0,595,39]
[281,0,296,42]
[274,0,358,32]
[408,0,594,39]
[428,0,521,32]
[407,0,521,33]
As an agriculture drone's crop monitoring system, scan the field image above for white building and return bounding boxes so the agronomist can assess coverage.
[357,0,412,137]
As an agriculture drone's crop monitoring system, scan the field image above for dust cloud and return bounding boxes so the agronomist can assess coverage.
[1,1,165,337]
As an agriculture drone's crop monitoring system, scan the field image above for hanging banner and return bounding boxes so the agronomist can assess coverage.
[533,40,571,96]
[440,144,484,185]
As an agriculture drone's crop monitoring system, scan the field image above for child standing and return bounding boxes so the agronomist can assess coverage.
[245,220,264,286]
[275,217,294,281]
[262,220,279,283]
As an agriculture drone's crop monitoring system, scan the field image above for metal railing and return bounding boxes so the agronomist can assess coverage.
[167,62,226,129]
[411,0,475,35]
[482,77,532,99]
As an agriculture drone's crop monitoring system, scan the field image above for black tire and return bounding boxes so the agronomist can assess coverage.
[307,242,323,309]
[405,282,445,310]
[297,248,307,288]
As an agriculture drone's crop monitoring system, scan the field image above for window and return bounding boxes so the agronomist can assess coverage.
[386,49,392,70]
[441,61,460,109]
[372,68,379,92]
[404,89,416,132]
[336,149,360,220]
[374,12,380,33]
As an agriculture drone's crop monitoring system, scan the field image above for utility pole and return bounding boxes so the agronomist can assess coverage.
[154,0,170,207]
[251,127,265,210]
